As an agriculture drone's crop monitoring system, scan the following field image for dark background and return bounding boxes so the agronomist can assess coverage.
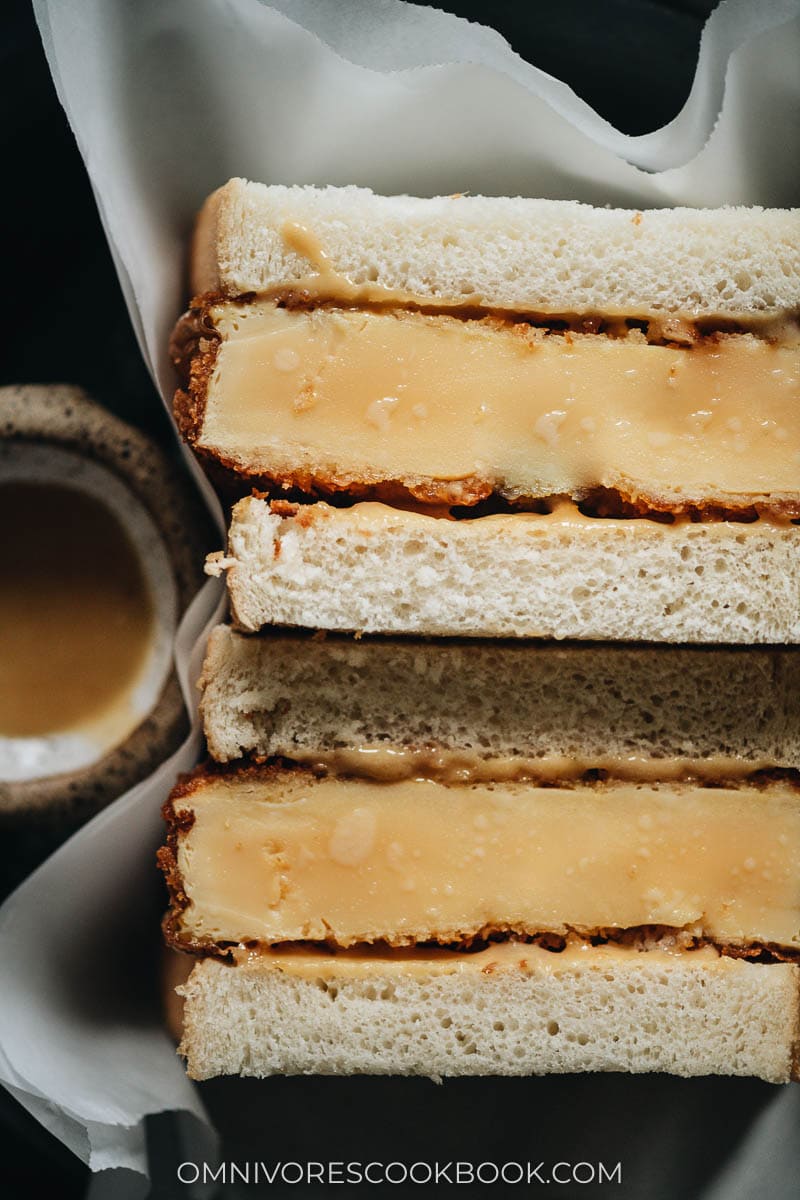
[6,1,785,1198]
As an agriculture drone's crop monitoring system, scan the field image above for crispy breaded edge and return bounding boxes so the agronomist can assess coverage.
[170,297,800,516]
[159,760,800,963]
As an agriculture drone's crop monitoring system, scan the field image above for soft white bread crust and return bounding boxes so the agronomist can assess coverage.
[176,949,800,1082]
[200,626,800,767]
[213,500,800,644]
[192,179,800,319]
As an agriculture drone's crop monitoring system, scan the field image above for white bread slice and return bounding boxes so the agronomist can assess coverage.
[192,179,800,321]
[209,499,800,644]
[199,626,800,770]
[175,944,800,1082]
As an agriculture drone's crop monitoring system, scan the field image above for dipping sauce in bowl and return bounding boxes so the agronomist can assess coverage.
[0,443,177,782]
[0,381,214,895]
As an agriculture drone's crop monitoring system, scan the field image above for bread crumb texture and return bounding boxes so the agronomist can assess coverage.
[179,954,799,1082]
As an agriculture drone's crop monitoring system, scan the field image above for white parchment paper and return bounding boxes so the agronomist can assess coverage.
[2,0,799,1181]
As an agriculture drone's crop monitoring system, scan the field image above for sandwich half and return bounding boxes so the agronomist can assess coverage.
[172,632,800,1083]
[178,181,800,643]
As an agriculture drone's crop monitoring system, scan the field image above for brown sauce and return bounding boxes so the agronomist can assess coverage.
[0,483,154,737]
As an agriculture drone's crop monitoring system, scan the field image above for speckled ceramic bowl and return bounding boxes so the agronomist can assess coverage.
[0,384,213,892]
